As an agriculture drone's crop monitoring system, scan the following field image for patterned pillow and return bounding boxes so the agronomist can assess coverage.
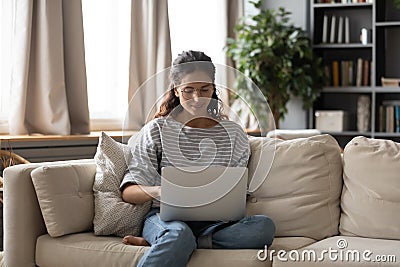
[93,132,151,237]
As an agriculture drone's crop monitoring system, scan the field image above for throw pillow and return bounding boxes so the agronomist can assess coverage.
[93,132,151,237]
[31,162,96,237]
[340,136,400,239]
[246,134,343,241]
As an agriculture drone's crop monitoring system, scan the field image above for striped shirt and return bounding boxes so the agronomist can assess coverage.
[121,117,250,206]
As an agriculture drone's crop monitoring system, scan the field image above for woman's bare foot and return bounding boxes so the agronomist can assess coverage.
[122,235,149,246]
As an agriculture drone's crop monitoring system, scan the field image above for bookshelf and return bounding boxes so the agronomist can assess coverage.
[310,0,400,147]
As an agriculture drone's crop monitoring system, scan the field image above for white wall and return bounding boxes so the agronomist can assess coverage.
[262,0,310,129]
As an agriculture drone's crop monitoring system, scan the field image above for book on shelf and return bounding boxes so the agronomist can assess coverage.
[345,17,350,43]
[396,106,400,133]
[337,16,344,43]
[386,105,394,133]
[324,65,331,86]
[379,105,385,132]
[341,61,353,86]
[356,58,363,87]
[322,15,328,43]
[330,15,336,43]
[362,60,370,86]
[379,101,400,133]
[370,61,374,86]
[348,61,354,86]
[321,15,349,45]
[332,60,340,87]
[324,60,355,87]
[341,61,347,86]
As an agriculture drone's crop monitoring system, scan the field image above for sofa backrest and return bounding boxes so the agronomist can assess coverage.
[246,134,343,241]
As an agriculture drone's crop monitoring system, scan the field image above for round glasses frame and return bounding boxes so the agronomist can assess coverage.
[179,85,215,99]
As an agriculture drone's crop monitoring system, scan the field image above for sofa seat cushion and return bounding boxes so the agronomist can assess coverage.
[246,135,343,240]
[36,233,271,267]
[270,237,317,252]
[36,233,146,267]
[273,236,400,266]
[340,136,400,240]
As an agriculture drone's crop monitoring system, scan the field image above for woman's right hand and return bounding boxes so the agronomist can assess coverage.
[122,184,161,205]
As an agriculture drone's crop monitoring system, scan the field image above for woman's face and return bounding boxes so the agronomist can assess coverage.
[174,70,214,116]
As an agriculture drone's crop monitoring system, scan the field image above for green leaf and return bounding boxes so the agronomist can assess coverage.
[224,2,327,124]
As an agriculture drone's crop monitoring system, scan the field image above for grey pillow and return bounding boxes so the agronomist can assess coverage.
[93,132,151,237]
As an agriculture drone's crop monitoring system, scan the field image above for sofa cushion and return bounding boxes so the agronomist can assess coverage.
[246,134,343,240]
[93,132,151,237]
[31,162,96,237]
[340,136,400,239]
[270,237,316,252]
[36,232,271,267]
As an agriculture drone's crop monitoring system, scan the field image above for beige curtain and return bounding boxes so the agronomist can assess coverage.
[10,0,89,135]
[226,0,244,44]
[126,0,172,130]
[218,0,244,105]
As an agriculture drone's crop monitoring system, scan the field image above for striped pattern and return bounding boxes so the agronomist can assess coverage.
[121,117,250,207]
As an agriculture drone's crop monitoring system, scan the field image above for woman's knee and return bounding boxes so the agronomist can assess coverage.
[160,222,197,249]
[249,215,275,246]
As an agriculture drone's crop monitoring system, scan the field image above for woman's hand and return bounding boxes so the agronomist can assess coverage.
[122,184,161,204]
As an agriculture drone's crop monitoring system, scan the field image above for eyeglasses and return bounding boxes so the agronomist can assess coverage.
[180,85,214,99]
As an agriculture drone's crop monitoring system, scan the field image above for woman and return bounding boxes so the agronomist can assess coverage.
[120,50,275,267]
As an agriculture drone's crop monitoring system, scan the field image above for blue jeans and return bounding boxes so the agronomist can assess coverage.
[137,208,275,267]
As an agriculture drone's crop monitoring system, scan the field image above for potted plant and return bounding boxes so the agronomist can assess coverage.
[226,0,326,128]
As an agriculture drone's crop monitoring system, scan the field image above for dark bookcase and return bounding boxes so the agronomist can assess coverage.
[310,0,400,147]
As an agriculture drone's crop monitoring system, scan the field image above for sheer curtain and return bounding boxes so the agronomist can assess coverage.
[126,0,172,130]
[9,0,89,135]
[0,0,12,133]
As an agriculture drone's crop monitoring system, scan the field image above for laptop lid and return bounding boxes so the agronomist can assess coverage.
[160,166,248,221]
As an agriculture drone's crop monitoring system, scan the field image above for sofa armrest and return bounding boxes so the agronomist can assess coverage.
[3,159,95,267]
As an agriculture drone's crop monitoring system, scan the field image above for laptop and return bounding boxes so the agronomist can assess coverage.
[160,166,248,221]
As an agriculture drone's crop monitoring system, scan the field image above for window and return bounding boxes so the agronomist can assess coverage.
[82,0,131,130]
[1,1,244,133]
[168,0,226,65]
[168,0,249,109]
